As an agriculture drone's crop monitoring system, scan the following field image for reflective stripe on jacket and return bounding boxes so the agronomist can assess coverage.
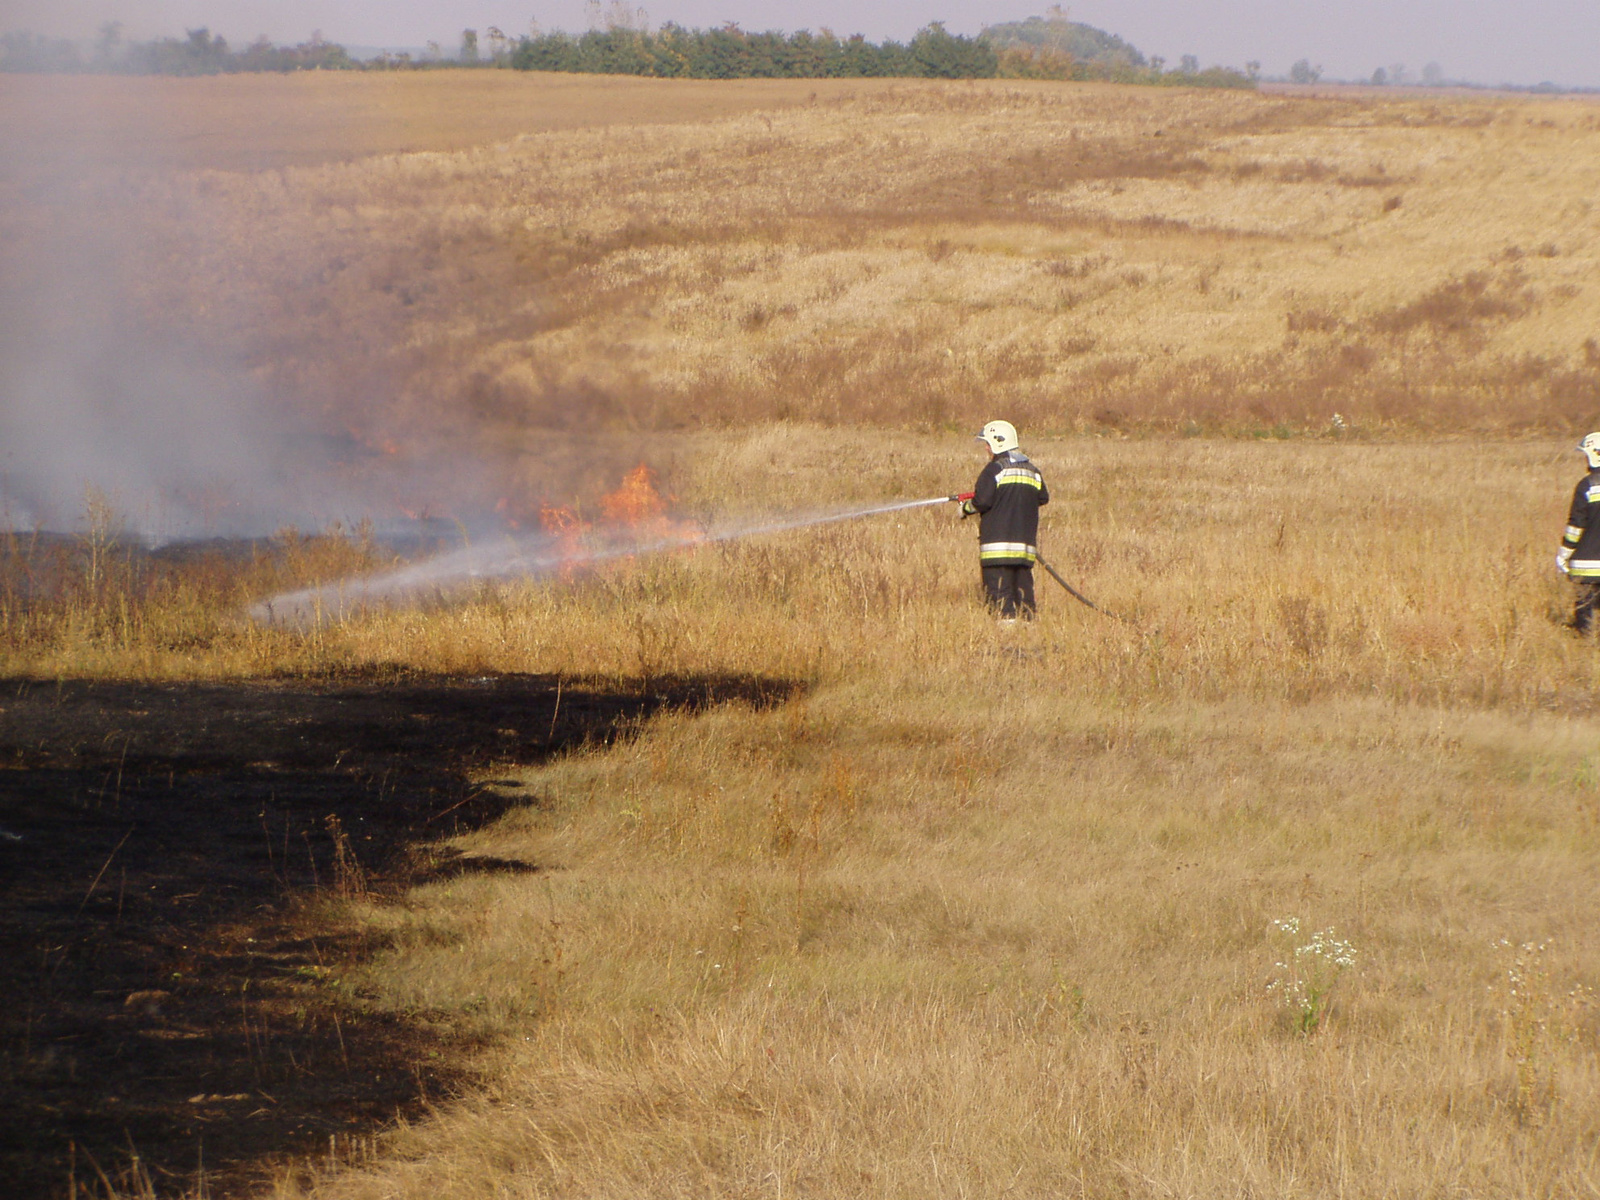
[1565,471,1600,578]
[962,449,1048,565]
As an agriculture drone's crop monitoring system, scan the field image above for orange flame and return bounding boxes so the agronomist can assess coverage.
[539,502,583,537]
[600,464,706,550]
[538,502,586,577]
[513,464,705,581]
[599,464,670,528]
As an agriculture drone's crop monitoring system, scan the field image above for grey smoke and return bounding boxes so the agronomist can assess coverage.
[0,77,473,542]
[0,78,335,540]
[0,294,307,537]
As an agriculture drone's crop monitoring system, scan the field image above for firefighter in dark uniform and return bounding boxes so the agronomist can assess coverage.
[961,420,1049,620]
[1557,432,1600,632]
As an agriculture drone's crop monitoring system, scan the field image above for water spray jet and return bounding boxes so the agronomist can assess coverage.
[251,492,970,626]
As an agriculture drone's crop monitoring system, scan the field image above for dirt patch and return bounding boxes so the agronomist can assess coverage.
[0,670,798,1198]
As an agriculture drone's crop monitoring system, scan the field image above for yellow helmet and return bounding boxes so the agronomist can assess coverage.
[976,420,1019,454]
[1581,432,1600,470]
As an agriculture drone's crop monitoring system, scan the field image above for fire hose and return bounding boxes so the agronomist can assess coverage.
[945,492,1128,623]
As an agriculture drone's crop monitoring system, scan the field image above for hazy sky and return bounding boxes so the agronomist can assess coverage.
[5,0,1598,87]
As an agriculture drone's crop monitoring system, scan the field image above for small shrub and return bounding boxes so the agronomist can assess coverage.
[1494,938,1594,1124]
[1266,917,1356,1035]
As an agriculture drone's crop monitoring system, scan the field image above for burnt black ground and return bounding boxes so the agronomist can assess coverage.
[0,670,798,1198]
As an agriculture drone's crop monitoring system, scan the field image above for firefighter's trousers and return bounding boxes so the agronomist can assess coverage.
[982,565,1036,619]
[1574,580,1600,633]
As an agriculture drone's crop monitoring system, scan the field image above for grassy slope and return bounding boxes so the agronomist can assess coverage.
[7,80,1600,533]
[40,79,1594,470]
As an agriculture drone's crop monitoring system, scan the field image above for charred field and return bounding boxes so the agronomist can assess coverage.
[0,669,798,1196]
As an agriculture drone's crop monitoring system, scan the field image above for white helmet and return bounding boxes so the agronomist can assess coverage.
[1581,433,1600,470]
[976,420,1019,454]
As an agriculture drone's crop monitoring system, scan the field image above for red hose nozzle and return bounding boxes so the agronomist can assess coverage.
[949,491,975,502]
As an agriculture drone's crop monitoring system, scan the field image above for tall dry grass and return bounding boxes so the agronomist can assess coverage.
[9,429,1600,705]
[0,515,392,677]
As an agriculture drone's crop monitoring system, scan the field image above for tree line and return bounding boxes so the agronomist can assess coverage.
[511,23,994,79]
[508,23,1251,86]
[0,15,1254,89]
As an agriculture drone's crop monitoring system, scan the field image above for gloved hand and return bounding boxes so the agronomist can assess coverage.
[959,500,976,520]
[1557,548,1573,575]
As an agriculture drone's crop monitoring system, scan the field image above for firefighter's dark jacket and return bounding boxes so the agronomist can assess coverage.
[1563,469,1600,579]
[961,449,1049,565]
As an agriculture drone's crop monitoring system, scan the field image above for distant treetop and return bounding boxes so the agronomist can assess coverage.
[980,12,1147,68]
[978,8,1251,88]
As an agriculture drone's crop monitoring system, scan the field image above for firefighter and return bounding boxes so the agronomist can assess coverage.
[961,420,1049,620]
[1557,432,1600,632]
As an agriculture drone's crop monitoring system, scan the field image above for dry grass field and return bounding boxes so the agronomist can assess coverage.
[7,74,1600,531]
[262,432,1597,1198]
[0,71,904,174]
[9,73,1597,468]
[3,73,1600,1198]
